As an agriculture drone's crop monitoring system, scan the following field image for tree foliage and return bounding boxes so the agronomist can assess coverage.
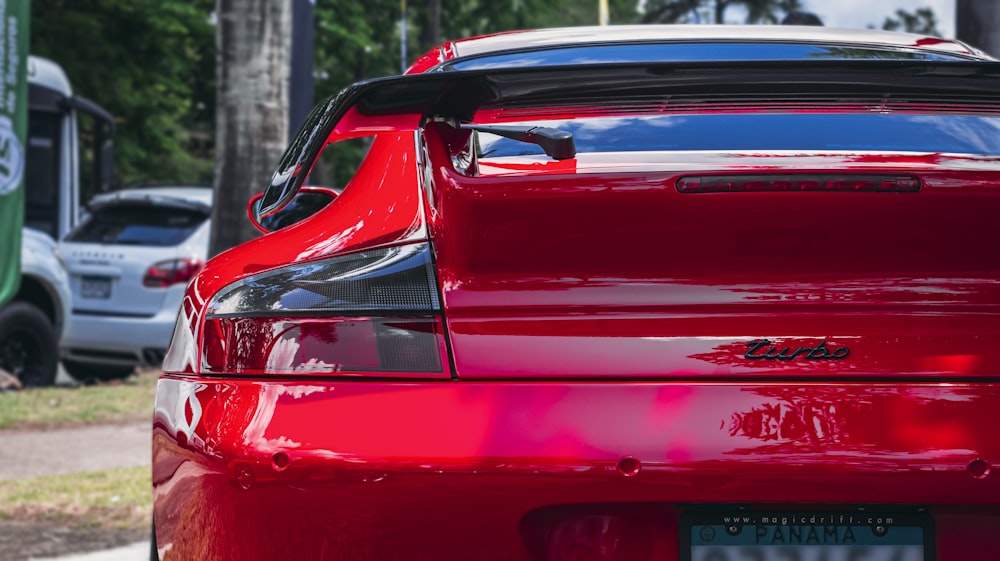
[642,0,802,24]
[31,0,215,187]
[32,0,648,191]
[882,7,941,37]
[310,0,641,188]
[313,0,640,103]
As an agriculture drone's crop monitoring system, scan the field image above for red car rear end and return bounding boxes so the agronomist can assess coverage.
[153,27,1000,561]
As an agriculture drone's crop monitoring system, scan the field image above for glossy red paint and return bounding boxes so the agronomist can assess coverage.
[421,120,1000,380]
[406,47,447,74]
[246,186,340,234]
[152,377,1000,559]
[154,27,1000,561]
[161,131,425,376]
[190,131,423,302]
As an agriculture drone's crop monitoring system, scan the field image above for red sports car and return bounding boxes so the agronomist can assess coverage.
[152,26,1000,561]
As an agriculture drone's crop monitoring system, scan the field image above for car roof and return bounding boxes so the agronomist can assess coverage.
[88,186,213,210]
[448,25,989,61]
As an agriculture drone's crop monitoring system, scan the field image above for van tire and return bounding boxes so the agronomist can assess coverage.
[0,301,58,387]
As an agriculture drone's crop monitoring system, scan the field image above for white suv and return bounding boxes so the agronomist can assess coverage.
[58,186,211,379]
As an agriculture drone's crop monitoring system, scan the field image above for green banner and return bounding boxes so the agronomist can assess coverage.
[0,0,28,307]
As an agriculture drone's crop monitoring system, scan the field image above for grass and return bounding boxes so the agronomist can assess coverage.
[0,466,151,530]
[0,369,158,430]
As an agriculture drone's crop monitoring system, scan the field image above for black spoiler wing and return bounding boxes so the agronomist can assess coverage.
[259,60,1000,216]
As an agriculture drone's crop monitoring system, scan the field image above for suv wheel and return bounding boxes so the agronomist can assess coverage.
[0,301,58,387]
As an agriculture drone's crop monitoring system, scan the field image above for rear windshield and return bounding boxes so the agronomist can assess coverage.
[477,113,1000,158]
[65,204,208,246]
[442,43,972,70]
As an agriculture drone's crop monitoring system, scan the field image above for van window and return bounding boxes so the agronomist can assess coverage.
[25,109,62,238]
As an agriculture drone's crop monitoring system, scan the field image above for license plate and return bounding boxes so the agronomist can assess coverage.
[81,276,112,299]
[681,510,931,561]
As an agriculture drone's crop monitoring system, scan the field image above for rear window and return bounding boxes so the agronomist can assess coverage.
[442,43,972,70]
[65,204,208,246]
[476,113,1000,158]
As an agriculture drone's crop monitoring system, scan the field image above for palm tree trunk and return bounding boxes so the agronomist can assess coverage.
[715,0,727,23]
[957,0,1000,58]
[211,0,292,256]
[421,0,442,53]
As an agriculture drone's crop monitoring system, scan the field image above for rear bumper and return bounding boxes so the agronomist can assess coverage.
[152,377,1000,560]
[61,306,177,366]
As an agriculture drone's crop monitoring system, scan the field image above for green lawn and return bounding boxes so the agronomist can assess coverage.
[0,370,158,430]
[0,466,151,530]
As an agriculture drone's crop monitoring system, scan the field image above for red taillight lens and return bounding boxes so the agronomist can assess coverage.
[676,174,921,193]
[143,258,205,288]
[201,243,449,377]
[202,316,446,375]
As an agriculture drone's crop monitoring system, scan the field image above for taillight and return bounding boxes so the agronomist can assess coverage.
[143,258,205,288]
[201,242,449,377]
[676,174,921,193]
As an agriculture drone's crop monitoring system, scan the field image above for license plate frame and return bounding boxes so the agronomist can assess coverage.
[80,275,112,299]
[680,508,933,561]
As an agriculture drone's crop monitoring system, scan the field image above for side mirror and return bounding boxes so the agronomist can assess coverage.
[248,186,339,233]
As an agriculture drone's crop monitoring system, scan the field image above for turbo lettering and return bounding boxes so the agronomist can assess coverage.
[745,339,850,361]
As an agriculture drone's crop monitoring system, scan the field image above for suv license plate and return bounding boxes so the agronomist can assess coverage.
[81,276,112,299]
[681,510,931,561]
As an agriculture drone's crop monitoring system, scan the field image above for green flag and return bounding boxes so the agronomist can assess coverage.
[0,0,29,307]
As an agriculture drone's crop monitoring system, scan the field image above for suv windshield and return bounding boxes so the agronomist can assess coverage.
[65,204,208,246]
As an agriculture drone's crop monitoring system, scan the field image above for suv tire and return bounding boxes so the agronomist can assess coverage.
[0,301,58,387]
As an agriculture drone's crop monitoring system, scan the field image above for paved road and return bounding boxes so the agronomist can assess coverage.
[0,416,151,560]
[0,422,150,481]
[2,366,153,560]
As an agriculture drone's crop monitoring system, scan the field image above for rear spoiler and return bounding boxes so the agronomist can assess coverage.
[259,60,1000,216]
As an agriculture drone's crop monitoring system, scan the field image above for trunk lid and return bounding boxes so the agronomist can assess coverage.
[429,145,1000,380]
[249,59,1000,380]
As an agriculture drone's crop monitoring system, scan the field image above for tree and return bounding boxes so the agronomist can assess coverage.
[421,0,443,51]
[210,0,291,256]
[642,0,801,24]
[882,7,941,37]
[753,0,803,24]
[314,0,400,100]
[31,0,215,187]
[534,0,640,27]
[957,0,1000,58]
